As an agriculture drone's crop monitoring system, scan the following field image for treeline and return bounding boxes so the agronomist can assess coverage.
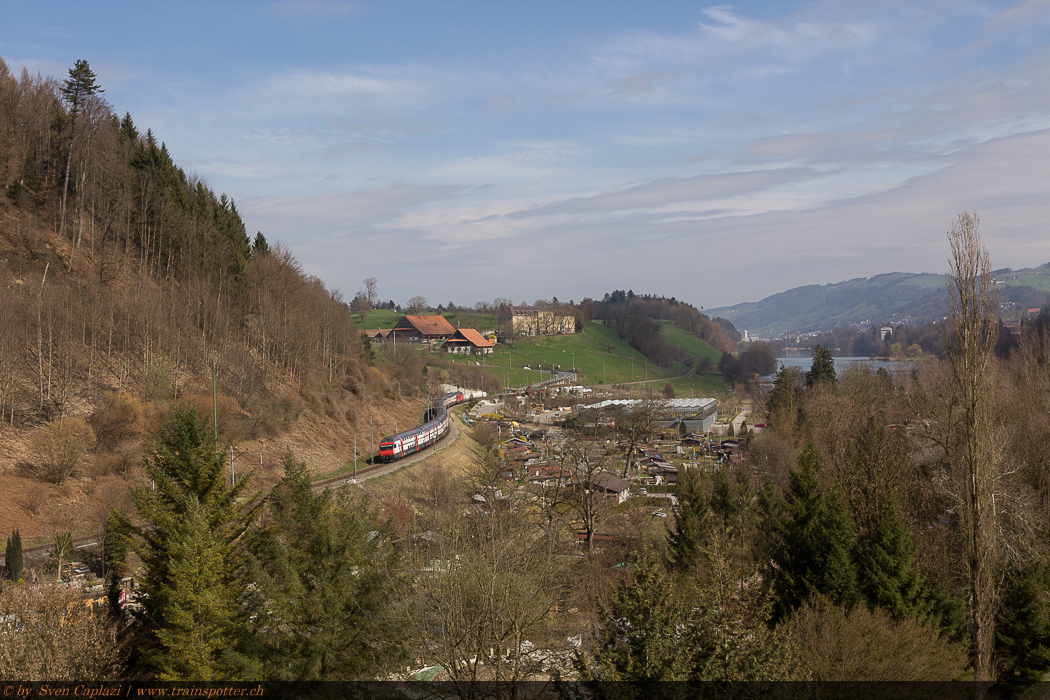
[0,58,410,455]
[577,289,737,366]
[774,315,1032,360]
[718,341,777,384]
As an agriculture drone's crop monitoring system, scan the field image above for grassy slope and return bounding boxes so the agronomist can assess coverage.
[419,321,726,396]
[659,322,723,363]
[1005,269,1050,291]
[657,321,726,395]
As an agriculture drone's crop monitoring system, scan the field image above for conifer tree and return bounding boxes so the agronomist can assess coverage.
[667,467,709,573]
[59,60,104,241]
[691,540,806,681]
[766,365,807,441]
[995,562,1050,684]
[4,530,22,582]
[856,504,930,622]
[770,445,860,621]
[112,408,259,679]
[244,452,404,679]
[155,498,240,681]
[709,468,739,536]
[807,345,837,387]
[576,553,692,683]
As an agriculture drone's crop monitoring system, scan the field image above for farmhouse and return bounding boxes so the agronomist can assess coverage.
[390,315,456,342]
[497,306,575,338]
[442,328,495,356]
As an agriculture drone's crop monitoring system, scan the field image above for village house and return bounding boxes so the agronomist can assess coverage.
[390,314,456,343]
[585,471,632,504]
[442,328,495,356]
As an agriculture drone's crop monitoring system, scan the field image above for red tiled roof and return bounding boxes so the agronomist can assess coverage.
[449,328,494,347]
[395,315,456,336]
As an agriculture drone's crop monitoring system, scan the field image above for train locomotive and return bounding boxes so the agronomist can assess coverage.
[377,391,466,462]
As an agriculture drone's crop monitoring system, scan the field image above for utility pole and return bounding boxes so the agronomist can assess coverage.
[370,417,373,464]
[354,437,357,481]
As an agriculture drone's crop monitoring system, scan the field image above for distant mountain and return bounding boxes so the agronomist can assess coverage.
[709,266,1050,338]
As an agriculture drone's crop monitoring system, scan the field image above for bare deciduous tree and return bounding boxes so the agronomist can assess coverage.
[944,212,1001,681]
[407,295,428,314]
[407,510,568,684]
[29,416,96,484]
[0,582,126,680]
[363,276,378,309]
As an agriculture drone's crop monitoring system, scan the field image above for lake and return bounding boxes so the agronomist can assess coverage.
[761,356,903,381]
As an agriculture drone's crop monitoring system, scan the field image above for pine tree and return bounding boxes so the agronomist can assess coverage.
[59,60,104,241]
[111,408,259,679]
[771,445,860,621]
[667,467,709,573]
[709,468,738,532]
[766,364,807,440]
[251,232,269,256]
[995,562,1050,684]
[244,452,404,679]
[690,541,806,681]
[155,498,240,681]
[856,504,930,622]
[807,345,836,387]
[4,530,22,582]
[576,553,692,683]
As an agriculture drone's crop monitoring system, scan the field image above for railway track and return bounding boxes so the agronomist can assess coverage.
[4,412,469,566]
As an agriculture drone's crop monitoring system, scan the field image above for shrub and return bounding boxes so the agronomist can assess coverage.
[790,598,968,680]
[29,417,95,484]
[90,392,145,451]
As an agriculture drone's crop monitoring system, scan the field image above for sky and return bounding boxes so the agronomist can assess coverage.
[4,0,1050,311]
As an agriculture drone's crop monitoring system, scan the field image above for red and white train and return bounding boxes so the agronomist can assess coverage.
[377,391,466,462]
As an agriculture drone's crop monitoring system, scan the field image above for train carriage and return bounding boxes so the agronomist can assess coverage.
[378,391,465,462]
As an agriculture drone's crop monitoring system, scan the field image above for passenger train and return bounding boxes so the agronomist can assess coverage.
[377,390,466,462]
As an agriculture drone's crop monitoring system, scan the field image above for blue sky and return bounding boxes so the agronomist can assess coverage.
[5,1,1050,310]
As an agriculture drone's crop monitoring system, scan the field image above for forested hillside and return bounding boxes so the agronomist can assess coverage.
[0,59,423,519]
[578,290,737,367]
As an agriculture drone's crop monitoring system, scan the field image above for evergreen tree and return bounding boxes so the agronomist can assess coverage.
[112,408,260,679]
[244,452,404,679]
[104,511,132,614]
[61,60,104,116]
[58,60,104,241]
[709,468,739,536]
[4,530,22,582]
[251,232,269,256]
[690,542,806,681]
[766,364,806,440]
[856,504,930,622]
[770,445,860,621]
[807,345,836,387]
[155,498,241,681]
[576,553,692,683]
[667,467,709,573]
[995,562,1050,684]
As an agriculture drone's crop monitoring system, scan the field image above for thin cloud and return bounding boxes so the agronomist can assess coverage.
[506,168,816,219]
